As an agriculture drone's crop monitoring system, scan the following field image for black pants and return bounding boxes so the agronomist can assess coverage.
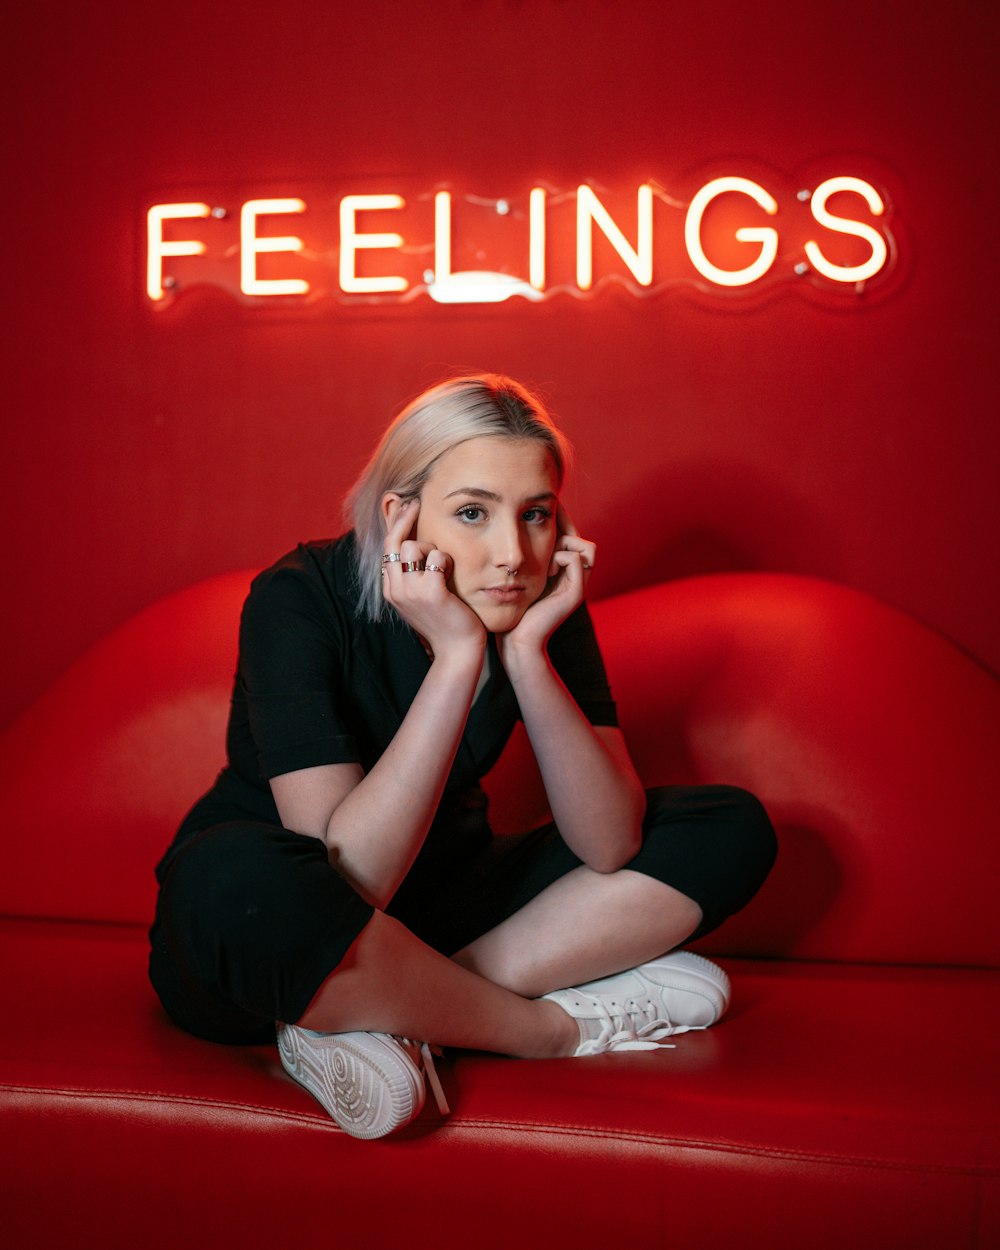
[148,785,776,1045]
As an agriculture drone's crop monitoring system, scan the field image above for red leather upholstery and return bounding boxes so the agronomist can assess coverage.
[0,572,247,926]
[2,573,998,1248]
[490,576,1000,967]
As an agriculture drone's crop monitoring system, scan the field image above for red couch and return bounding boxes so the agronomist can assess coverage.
[2,571,998,1249]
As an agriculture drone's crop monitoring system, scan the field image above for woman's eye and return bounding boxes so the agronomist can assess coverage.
[523,507,553,525]
[457,505,486,523]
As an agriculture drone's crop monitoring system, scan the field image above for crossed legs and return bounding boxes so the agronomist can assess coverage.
[296,865,701,1058]
[152,785,775,1054]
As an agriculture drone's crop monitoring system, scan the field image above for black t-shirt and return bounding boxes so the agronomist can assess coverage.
[163,532,617,868]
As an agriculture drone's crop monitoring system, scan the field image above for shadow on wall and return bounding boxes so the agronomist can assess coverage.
[586,457,843,601]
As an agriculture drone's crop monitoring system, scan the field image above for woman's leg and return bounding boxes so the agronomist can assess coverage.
[154,788,773,1063]
[300,784,775,1039]
[296,909,579,1058]
[153,819,580,1057]
[452,784,777,998]
[280,899,726,1139]
[451,867,701,998]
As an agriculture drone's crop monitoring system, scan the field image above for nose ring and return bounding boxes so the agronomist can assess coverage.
[505,567,519,577]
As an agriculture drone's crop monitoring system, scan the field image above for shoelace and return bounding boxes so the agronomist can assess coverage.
[398,1038,450,1115]
[575,996,679,1057]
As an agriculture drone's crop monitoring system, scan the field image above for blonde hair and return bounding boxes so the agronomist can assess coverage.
[347,374,570,621]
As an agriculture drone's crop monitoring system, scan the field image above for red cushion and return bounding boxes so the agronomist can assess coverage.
[1,917,997,1250]
[0,571,252,924]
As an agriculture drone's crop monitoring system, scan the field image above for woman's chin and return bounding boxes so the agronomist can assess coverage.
[471,602,530,634]
[480,613,525,635]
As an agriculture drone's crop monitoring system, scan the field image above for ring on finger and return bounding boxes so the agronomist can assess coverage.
[382,552,402,564]
[426,563,445,573]
[401,560,425,573]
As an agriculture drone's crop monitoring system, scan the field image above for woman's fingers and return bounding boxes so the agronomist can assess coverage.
[382,544,483,651]
[423,549,450,576]
[384,497,419,554]
[380,501,480,647]
[568,537,596,571]
[551,507,594,574]
[382,543,453,604]
[386,537,440,571]
[549,532,595,577]
[383,502,443,580]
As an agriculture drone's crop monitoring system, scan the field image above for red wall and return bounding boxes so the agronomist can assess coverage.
[5,0,998,732]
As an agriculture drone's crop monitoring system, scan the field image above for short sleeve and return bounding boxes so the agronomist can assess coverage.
[547,602,619,727]
[237,557,361,779]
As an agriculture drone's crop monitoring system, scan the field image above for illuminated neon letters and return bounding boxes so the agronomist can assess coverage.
[146,174,893,305]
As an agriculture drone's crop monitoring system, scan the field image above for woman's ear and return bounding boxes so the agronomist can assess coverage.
[381,492,420,540]
[381,492,404,528]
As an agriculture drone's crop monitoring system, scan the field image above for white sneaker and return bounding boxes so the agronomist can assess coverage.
[543,951,731,1057]
[276,1024,449,1139]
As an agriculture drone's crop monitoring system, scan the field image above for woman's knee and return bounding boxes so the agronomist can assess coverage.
[708,784,778,883]
[635,784,778,932]
[645,783,776,876]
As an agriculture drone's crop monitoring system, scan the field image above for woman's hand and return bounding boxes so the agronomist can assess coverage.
[380,499,486,659]
[499,506,596,658]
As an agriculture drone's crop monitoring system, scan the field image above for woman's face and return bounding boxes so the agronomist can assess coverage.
[413,435,560,633]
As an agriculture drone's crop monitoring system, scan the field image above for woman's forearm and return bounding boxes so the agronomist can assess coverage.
[502,646,646,872]
[324,644,483,908]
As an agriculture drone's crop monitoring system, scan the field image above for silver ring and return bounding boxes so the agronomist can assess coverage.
[382,552,402,564]
[505,567,519,577]
[400,560,425,573]
[426,563,445,573]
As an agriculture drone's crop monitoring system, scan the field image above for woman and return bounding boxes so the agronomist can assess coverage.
[149,374,777,1139]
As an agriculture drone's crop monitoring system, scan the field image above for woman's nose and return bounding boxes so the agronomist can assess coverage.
[495,519,526,572]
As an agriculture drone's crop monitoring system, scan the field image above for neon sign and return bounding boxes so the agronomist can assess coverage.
[146,173,896,307]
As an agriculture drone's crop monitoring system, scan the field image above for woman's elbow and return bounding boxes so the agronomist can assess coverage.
[585,825,643,874]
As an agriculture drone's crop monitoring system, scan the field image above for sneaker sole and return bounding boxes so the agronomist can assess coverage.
[277,1026,425,1140]
[644,951,731,1022]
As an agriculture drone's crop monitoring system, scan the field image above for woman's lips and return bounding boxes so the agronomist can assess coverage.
[481,585,526,603]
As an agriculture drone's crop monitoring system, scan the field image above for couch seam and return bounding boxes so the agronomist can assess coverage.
[2,1081,996,1178]
[447,1116,1000,1178]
